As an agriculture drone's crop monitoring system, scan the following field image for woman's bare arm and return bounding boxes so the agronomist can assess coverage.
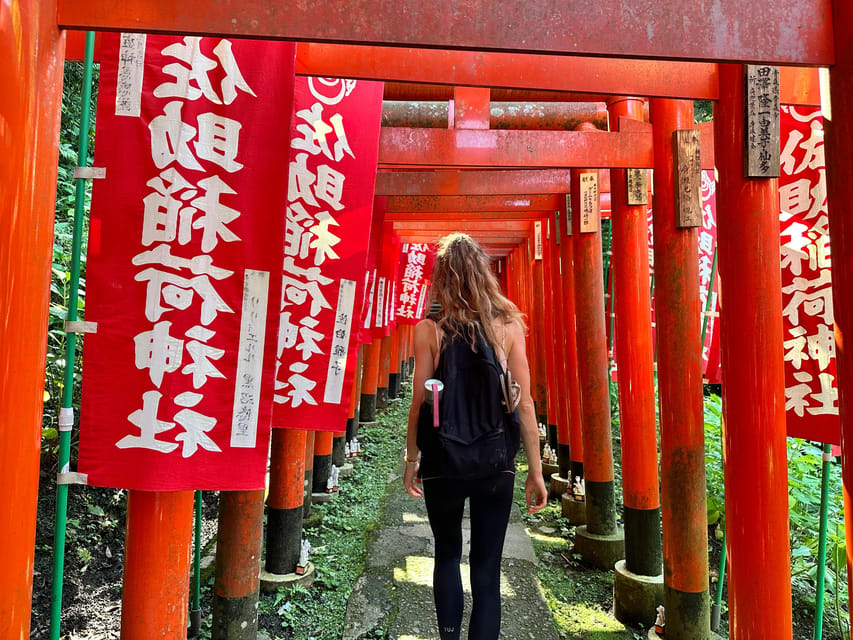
[403,319,437,498]
[503,319,548,513]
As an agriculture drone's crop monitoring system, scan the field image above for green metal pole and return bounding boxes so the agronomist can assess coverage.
[813,442,833,640]
[700,246,718,349]
[189,490,203,635]
[704,245,724,632]
[711,529,727,631]
[49,32,96,640]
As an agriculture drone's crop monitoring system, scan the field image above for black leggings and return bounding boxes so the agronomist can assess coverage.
[422,472,515,640]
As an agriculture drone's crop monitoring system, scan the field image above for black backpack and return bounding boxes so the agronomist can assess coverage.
[416,321,521,480]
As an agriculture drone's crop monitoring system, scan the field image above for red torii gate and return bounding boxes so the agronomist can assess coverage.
[4,2,851,639]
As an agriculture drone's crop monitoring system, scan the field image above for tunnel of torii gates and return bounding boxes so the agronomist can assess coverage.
[4,2,853,640]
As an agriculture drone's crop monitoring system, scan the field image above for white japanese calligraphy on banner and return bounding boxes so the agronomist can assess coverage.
[81,35,296,490]
[273,77,384,430]
[395,243,435,323]
[780,106,839,444]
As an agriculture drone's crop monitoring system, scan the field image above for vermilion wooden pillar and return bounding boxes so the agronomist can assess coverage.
[716,64,793,639]
[608,96,663,627]
[530,237,548,423]
[0,4,64,636]
[265,429,308,575]
[559,205,585,486]
[548,215,571,481]
[825,8,853,632]
[540,222,560,454]
[122,491,194,639]
[212,491,265,639]
[359,339,382,423]
[609,97,662,553]
[346,347,364,446]
[303,431,316,517]
[571,167,624,567]
[312,431,335,493]
[650,98,710,639]
[377,334,393,409]
[388,326,402,399]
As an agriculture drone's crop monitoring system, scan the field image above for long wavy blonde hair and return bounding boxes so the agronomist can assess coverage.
[430,233,526,351]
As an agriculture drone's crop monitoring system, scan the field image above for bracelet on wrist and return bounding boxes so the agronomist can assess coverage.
[405,453,420,464]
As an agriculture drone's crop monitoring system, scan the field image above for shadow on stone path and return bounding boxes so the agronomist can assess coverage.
[342,455,560,640]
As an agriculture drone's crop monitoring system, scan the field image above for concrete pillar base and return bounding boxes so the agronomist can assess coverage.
[613,560,664,628]
[574,525,625,569]
[561,493,586,525]
[311,491,335,504]
[549,473,570,499]
[359,421,377,428]
[260,562,316,593]
[542,462,559,487]
[338,462,354,478]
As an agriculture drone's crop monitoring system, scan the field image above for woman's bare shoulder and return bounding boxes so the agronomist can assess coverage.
[413,318,437,342]
[497,317,526,348]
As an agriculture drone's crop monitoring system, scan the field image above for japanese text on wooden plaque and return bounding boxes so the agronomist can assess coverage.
[564,194,572,238]
[673,130,702,228]
[745,65,780,178]
[534,220,543,259]
[554,210,561,246]
[579,173,600,233]
[627,169,648,206]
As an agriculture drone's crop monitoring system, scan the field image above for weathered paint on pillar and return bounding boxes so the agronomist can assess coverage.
[121,491,193,639]
[825,7,853,631]
[571,167,617,536]
[559,213,585,482]
[0,3,64,636]
[212,491,265,639]
[716,64,793,640]
[549,217,571,480]
[608,96,662,578]
[265,429,307,574]
[360,339,382,422]
[530,236,549,423]
[377,334,392,409]
[650,98,710,640]
[541,221,560,453]
[313,431,335,493]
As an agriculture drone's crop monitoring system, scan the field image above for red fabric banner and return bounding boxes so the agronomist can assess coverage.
[780,106,839,444]
[272,77,383,430]
[394,243,435,324]
[699,170,721,384]
[80,34,296,490]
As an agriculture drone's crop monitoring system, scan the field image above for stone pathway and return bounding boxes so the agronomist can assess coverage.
[342,460,560,640]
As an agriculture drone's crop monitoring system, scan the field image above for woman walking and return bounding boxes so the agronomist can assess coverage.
[402,233,548,640]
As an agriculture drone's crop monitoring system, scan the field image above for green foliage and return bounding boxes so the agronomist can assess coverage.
[694,100,713,124]
[43,60,99,464]
[704,393,849,636]
[703,394,725,526]
[198,397,410,640]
